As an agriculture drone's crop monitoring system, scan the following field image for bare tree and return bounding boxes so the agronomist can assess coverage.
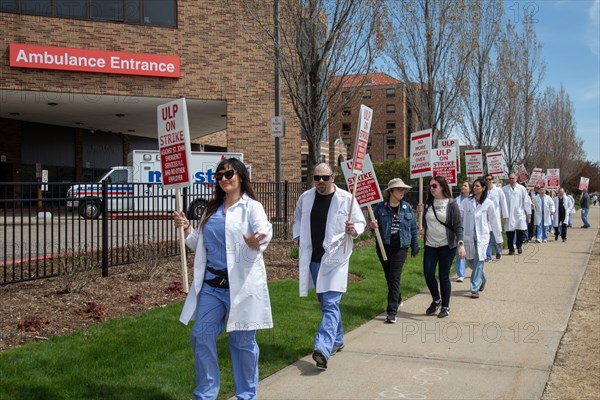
[496,20,545,171]
[533,85,585,183]
[385,0,478,146]
[457,0,504,152]
[235,0,387,180]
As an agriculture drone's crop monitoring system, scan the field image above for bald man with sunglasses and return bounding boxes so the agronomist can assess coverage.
[293,163,366,370]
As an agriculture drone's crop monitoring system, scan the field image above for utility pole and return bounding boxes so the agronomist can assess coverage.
[274,0,282,221]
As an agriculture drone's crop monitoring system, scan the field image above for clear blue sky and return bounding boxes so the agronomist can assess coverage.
[521,0,600,163]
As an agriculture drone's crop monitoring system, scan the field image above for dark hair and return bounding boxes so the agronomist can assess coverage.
[426,176,453,203]
[461,181,473,192]
[200,158,256,229]
[484,174,494,180]
[470,177,488,203]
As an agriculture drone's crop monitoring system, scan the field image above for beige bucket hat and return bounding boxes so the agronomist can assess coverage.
[383,178,412,197]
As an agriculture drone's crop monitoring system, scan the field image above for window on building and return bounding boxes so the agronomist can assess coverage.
[386,104,395,114]
[143,0,176,26]
[56,0,86,17]
[342,123,351,134]
[362,89,371,99]
[387,137,396,147]
[20,0,52,15]
[386,121,396,132]
[386,153,396,160]
[0,0,17,12]
[2,0,176,27]
[386,88,396,98]
[342,107,351,116]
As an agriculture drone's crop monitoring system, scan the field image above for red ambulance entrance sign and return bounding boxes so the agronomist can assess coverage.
[157,98,193,190]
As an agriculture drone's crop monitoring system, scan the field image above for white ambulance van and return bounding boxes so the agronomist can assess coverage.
[67,150,243,219]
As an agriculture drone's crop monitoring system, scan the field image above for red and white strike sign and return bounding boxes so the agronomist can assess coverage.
[351,105,373,174]
[465,149,483,177]
[341,154,383,207]
[432,147,457,186]
[528,168,543,190]
[157,98,193,190]
[486,152,507,177]
[547,169,560,191]
[410,129,432,178]
[514,164,529,184]
[579,177,589,191]
[439,137,460,173]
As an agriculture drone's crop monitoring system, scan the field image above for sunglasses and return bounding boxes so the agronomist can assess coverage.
[313,175,332,182]
[215,169,236,181]
[429,184,439,189]
[485,178,493,181]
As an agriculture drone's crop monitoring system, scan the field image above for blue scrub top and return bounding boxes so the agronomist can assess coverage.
[202,204,227,280]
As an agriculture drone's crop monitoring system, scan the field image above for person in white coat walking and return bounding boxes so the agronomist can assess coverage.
[553,187,574,242]
[293,162,366,370]
[484,174,508,261]
[534,187,555,242]
[174,158,273,400]
[455,181,472,282]
[502,173,532,255]
[461,177,504,298]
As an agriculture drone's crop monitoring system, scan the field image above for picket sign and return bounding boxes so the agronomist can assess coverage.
[579,177,589,191]
[341,155,387,260]
[410,129,433,230]
[157,98,192,293]
[344,105,373,254]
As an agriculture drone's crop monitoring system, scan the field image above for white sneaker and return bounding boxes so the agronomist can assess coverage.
[456,276,464,282]
[399,301,404,308]
[543,239,548,243]
[535,239,541,243]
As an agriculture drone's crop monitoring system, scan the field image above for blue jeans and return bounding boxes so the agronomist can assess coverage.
[582,208,590,227]
[468,240,485,293]
[455,257,466,278]
[423,245,456,308]
[191,284,259,400]
[486,231,501,260]
[310,262,344,358]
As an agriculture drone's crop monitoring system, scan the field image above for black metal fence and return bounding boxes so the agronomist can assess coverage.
[0,180,310,285]
[0,180,446,285]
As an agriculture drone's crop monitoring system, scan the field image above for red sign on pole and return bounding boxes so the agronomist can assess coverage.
[579,177,589,190]
[439,137,460,173]
[410,129,432,178]
[547,169,560,191]
[341,155,383,207]
[157,98,193,190]
[432,147,457,185]
[486,152,507,177]
[465,150,483,176]
[351,105,373,174]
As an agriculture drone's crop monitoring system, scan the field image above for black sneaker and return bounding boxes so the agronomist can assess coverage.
[496,252,502,260]
[518,247,523,254]
[426,300,441,315]
[331,344,345,356]
[438,307,449,318]
[312,349,327,369]
[385,315,397,324]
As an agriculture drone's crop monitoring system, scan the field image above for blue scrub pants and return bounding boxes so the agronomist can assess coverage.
[468,239,486,293]
[190,284,259,400]
[486,231,501,260]
[310,261,344,358]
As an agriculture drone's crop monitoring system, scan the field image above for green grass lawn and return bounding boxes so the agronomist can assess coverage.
[0,243,436,400]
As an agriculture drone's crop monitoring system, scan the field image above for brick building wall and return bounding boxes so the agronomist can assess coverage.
[0,1,302,182]
[329,75,415,165]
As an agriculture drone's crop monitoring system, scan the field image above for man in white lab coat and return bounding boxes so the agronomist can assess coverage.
[502,173,532,255]
[293,163,366,370]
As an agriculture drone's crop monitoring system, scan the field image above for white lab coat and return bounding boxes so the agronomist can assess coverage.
[292,186,366,297]
[486,186,508,230]
[502,184,531,231]
[553,195,574,226]
[461,197,503,261]
[179,194,274,332]
[534,195,555,226]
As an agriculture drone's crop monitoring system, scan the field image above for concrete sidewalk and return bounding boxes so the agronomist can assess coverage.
[257,207,599,400]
